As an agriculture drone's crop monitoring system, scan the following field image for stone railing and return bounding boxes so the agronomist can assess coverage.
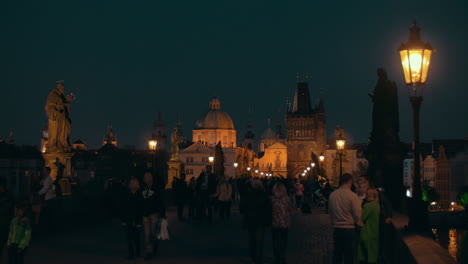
[384,212,458,264]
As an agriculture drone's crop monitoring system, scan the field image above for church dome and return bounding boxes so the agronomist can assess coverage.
[195,97,235,130]
[261,127,276,140]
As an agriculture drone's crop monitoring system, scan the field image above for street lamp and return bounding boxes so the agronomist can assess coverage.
[209,156,214,163]
[148,139,158,151]
[399,21,434,231]
[336,134,346,181]
[319,155,325,162]
[307,167,311,171]
[311,162,316,168]
[147,138,158,175]
[234,162,238,168]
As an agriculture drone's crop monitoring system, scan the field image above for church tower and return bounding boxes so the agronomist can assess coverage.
[152,112,167,150]
[103,125,118,147]
[286,81,326,177]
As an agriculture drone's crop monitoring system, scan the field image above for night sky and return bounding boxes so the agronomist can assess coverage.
[2,0,467,149]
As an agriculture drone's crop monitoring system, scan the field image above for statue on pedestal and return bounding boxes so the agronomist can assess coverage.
[171,127,180,160]
[45,81,75,153]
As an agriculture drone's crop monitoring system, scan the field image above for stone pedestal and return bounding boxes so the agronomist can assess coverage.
[167,158,183,189]
[42,152,74,196]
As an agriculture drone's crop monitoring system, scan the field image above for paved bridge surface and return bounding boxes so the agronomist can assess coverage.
[3,207,333,264]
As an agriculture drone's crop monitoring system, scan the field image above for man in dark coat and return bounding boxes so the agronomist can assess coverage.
[173,174,188,222]
[196,165,217,222]
[240,179,272,264]
[121,177,143,260]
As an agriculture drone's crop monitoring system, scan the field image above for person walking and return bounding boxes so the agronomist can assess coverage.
[211,178,233,221]
[358,188,380,264]
[38,167,55,231]
[141,171,163,260]
[196,165,216,223]
[240,179,272,264]
[329,173,362,264]
[172,174,188,222]
[0,180,13,259]
[7,203,31,264]
[271,183,294,264]
[121,177,143,260]
[187,177,197,221]
[295,180,304,210]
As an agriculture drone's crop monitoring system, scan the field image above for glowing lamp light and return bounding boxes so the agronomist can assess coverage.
[399,21,434,88]
[247,167,251,171]
[336,136,346,150]
[148,139,158,151]
[451,202,455,206]
[208,156,214,163]
[307,167,311,171]
[260,172,264,176]
[233,162,238,168]
[319,155,325,162]
[311,163,316,168]
[430,202,436,206]
[406,189,412,197]
[255,169,259,174]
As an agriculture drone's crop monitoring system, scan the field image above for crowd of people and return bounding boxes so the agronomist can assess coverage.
[0,163,393,264]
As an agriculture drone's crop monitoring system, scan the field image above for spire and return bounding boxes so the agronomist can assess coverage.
[244,109,255,139]
[7,130,15,145]
[209,97,221,110]
[318,98,325,113]
[292,81,313,114]
[276,122,284,139]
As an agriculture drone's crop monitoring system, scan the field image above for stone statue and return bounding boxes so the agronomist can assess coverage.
[334,125,346,139]
[171,127,180,159]
[45,81,75,153]
[274,151,282,170]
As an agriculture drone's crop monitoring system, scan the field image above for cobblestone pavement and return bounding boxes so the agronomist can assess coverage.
[2,207,333,264]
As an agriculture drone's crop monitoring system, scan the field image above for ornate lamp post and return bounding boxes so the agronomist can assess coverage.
[148,138,158,175]
[398,21,434,231]
[336,135,346,181]
[148,139,158,151]
[234,162,238,178]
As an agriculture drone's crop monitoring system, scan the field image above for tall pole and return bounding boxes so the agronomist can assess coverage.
[408,95,429,231]
[339,152,343,180]
[411,96,423,201]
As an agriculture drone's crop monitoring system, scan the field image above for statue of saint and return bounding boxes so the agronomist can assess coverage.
[171,127,180,159]
[45,81,75,153]
[334,125,346,139]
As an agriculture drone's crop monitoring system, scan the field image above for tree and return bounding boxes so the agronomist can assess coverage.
[457,186,468,210]
[422,180,440,204]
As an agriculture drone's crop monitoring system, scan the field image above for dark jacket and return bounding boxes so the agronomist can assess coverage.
[196,172,217,195]
[173,178,188,204]
[141,184,163,216]
[240,189,272,229]
[121,190,143,226]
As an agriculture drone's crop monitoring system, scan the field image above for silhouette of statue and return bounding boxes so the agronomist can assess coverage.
[171,127,180,160]
[366,68,405,209]
[45,81,75,153]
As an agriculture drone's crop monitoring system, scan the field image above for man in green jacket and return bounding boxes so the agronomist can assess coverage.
[7,203,31,264]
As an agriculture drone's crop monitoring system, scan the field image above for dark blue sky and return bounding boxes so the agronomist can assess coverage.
[2,0,467,149]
